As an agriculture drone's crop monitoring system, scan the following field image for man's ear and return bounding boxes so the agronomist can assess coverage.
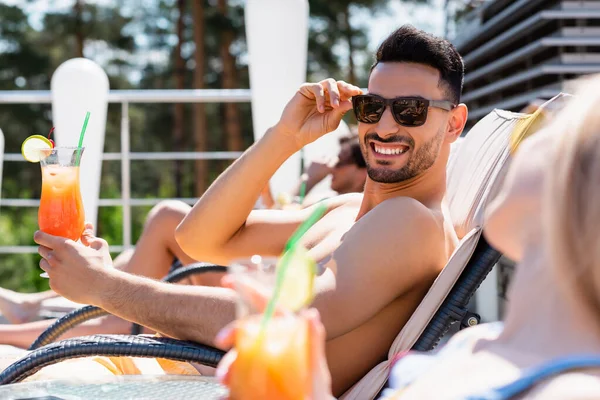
[446,103,468,143]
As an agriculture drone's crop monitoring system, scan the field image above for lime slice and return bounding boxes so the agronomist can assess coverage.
[276,192,292,207]
[276,246,316,311]
[21,135,53,162]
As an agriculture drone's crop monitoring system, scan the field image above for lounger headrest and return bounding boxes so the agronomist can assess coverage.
[446,93,571,239]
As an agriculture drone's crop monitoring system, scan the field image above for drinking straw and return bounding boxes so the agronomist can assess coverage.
[298,179,307,203]
[75,111,91,166]
[298,149,307,203]
[261,202,328,330]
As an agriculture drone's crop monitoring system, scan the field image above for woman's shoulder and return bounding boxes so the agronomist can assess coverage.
[384,323,504,397]
[525,372,600,399]
[441,322,504,352]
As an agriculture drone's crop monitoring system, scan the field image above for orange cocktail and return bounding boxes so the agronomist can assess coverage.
[228,257,312,400]
[230,315,310,400]
[38,147,85,241]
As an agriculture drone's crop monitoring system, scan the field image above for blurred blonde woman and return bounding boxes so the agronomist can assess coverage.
[216,76,600,399]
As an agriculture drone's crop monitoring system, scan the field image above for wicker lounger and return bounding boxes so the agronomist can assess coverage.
[0,237,499,386]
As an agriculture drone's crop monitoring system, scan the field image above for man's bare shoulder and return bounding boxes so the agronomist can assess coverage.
[335,196,446,291]
[363,196,443,235]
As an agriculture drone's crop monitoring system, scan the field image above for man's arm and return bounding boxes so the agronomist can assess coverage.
[175,79,362,265]
[176,129,303,264]
[34,230,235,346]
[99,271,237,346]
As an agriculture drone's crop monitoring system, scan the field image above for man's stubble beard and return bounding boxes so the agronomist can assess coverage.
[363,127,445,184]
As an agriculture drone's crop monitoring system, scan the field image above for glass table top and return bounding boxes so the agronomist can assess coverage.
[0,375,228,400]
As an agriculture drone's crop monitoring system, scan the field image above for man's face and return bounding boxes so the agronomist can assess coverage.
[357,62,451,183]
[331,143,363,193]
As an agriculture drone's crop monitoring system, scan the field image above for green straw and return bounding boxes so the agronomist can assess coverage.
[261,202,328,329]
[298,148,307,203]
[75,111,90,166]
[298,180,307,203]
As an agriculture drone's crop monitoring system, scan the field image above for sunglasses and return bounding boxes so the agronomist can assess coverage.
[352,94,456,127]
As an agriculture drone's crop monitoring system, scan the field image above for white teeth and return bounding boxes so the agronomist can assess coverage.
[374,145,406,155]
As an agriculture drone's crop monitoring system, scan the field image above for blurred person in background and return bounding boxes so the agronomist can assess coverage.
[260,133,367,209]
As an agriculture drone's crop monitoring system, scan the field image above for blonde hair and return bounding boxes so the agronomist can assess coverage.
[545,74,600,317]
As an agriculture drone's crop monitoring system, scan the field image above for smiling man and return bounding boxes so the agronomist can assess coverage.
[33,25,468,396]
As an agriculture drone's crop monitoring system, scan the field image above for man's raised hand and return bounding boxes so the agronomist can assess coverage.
[275,79,362,149]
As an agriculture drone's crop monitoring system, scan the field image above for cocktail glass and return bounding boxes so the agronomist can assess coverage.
[228,256,311,400]
[38,147,85,277]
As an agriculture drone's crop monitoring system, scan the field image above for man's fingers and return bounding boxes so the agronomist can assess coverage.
[311,84,326,113]
[299,83,327,113]
[306,308,332,398]
[80,229,94,247]
[337,80,363,100]
[80,224,108,251]
[39,258,51,273]
[34,230,68,250]
[214,322,237,349]
[215,349,238,386]
[321,79,340,108]
[306,309,326,368]
[220,274,234,289]
[37,245,59,266]
[37,245,51,259]
[299,79,361,115]
[306,309,328,373]
[89,237,109,251]
[338,99,353,114]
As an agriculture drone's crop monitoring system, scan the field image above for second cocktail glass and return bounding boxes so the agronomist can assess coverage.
[228,256,311,400]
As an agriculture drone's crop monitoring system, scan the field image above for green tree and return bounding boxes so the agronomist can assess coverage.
[309,0,431,85]
[173,0,187,197]
[217,0,243,154]
[192,0,209,196]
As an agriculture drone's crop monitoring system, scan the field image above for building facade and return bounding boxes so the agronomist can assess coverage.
[453,0,600,128]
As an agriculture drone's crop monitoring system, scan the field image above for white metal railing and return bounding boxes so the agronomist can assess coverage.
[0,89,249,255]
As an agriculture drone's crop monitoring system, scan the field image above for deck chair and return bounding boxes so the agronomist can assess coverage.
[0,96,568,391]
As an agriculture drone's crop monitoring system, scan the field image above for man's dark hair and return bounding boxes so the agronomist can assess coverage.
[371,25,464,104]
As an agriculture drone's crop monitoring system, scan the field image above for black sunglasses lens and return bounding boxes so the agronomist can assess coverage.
[392,99,428,126]
[353,96,385,123]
